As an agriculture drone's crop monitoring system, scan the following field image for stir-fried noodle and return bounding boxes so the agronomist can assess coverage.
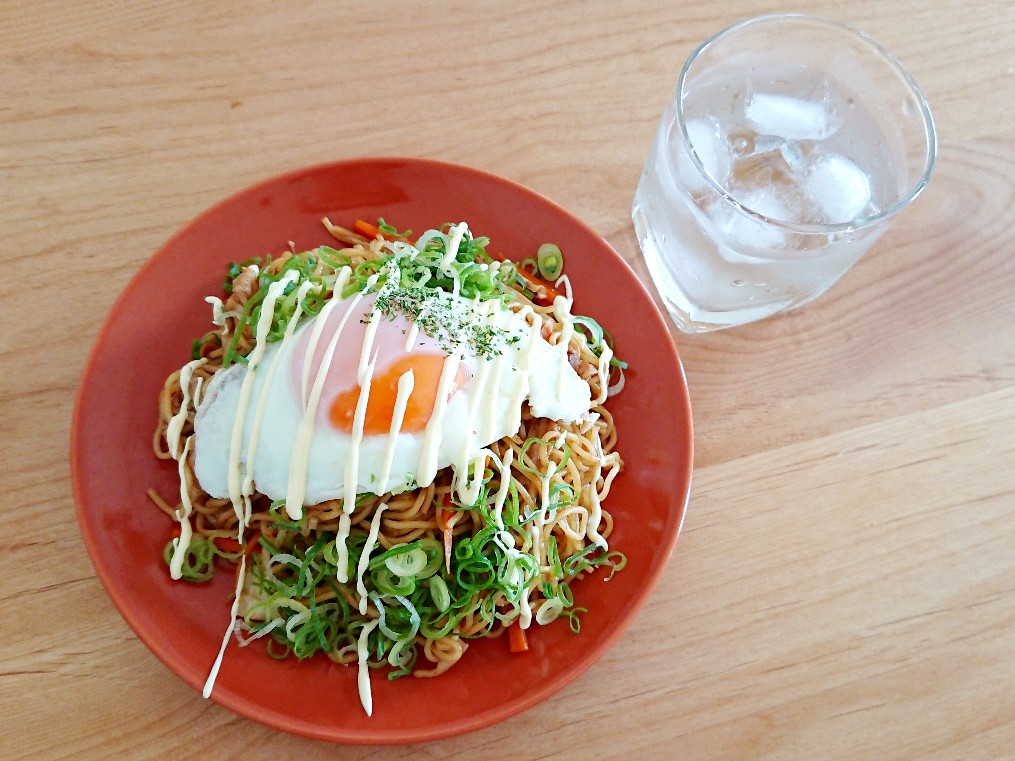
[150,219,626,710]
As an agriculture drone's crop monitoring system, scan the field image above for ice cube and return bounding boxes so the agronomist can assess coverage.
[676,118,731,191]
[712,188,794,254]
[804,153,872,223]
[743,188,795,222]
[744,92,842,141]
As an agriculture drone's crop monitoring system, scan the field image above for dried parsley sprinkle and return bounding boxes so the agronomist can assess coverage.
[372,285,514,360]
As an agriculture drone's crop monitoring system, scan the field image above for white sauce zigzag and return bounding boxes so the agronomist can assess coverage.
[188,230,607,714]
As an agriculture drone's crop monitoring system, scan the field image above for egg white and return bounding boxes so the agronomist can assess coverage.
[192,292,592,505]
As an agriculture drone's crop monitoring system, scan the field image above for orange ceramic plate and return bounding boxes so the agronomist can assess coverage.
[71,158,693,744]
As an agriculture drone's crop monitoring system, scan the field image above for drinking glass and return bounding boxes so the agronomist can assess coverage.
[632,14,937,333]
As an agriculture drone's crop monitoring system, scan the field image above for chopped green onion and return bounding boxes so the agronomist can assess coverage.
[384,548,427,577]
[535,597,564,625]
[377,218,412,238]
[562,543,604,576]
[268,499,304,532]
[572,316,605,350]
[371,566,416,596]
[536,243,563,280]
[162,535,215,582]
[604,550,628,581]
[566,607,588,633]
[572,314,628,369]
[547,535,564,579]
[266,637,291,659]
[516,437,571,480]
[548,480,576,510]
[429,577,451,612]
[190,332,219,360]
[556,580,574,607]
[179,221,628,678]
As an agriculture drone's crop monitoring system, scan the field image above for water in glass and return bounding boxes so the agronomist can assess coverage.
[633,64,906,331]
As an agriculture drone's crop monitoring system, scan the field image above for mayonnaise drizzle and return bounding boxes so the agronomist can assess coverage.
[168,436,194,580]
[606,365,626,397]
[166,357,207,580]
[491,528,533,628]
[356,502,388,614]
[585,431,609,551]
[520,429,570,630]
[403,321,420,351]
[517,569,535,629]
[453,343,493,504]
[505,309,539,434]
[344,308,381,512]
[192,230,610,710]
[480,355,507,444]
[358,308,382,380]
[299,268,352,404]
[192,376,205,409]
[335,513,353,584]
[552,295,576,399]
[227,270,300,520]
[450,302,501,507]
[335,267,405,581]
[490,447,514,530]
[376,370,415,491]
[438,222,468,273]
[204,269,303,700]
[333,344,377,584]
[205,296,232,326]
[203,554,246,698]
[285,275,359,520]
[166,358,206,459]
[357,618,381,716]
[555,273,574,304]
[243,279,320,522]
[595,343,614,406]
[416,350,463,488]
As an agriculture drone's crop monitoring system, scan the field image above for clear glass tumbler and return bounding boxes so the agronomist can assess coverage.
[632,14,937,333]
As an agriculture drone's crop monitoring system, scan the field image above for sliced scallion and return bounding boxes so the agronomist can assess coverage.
[384,548,427,577]
[536,243,563,281]
[429,576,452,612]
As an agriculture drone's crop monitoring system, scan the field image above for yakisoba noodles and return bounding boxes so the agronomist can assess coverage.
[151,219,627,716]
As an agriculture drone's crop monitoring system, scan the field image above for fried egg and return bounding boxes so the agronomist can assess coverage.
[192,289,592,507]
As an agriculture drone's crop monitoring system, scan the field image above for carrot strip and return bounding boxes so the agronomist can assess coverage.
[232,532,262,585]
[213,532,261,557]
[441,526,453,574]
[243,532,262,557]
[352,219,382,239]
[508,624,529,653]
[353,219,408,243]
[489,250,560,305]
[436,498,454,574]
[213,536,242,554]
[514,265,560,306]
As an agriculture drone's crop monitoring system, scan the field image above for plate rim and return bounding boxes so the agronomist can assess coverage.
[70,156,694,744]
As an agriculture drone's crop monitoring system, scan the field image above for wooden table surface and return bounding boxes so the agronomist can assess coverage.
[3,1,1013,759]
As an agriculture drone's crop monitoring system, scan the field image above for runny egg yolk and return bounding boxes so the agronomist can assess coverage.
[328,355,468,435]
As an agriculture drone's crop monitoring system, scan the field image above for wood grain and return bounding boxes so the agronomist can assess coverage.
[2,1,1013,759]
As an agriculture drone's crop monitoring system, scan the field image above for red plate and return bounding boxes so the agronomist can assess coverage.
[71,158,693,744]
